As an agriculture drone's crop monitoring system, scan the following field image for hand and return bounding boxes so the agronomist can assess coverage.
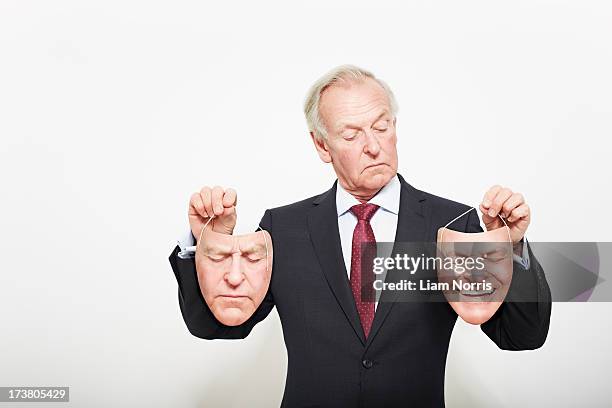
[479,185,530,243]
[189,186,237,238]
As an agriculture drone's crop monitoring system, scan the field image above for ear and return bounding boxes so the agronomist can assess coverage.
[392,116,397,127]
[310,132,332,163]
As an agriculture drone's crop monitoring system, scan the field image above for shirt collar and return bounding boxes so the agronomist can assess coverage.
[336,174,401,217]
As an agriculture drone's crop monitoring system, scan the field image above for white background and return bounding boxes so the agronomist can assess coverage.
[1,0,611,407]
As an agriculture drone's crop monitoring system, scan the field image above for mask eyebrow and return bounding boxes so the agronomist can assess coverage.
[481,247,510,259]
[239,241,267,256]
[201,241,233,255]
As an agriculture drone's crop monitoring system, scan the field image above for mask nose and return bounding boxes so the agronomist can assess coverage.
[463,261,485,282]
[225,252,245,287]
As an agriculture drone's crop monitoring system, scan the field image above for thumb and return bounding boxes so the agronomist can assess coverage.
[222,206,236,218]
[212,206,236,234]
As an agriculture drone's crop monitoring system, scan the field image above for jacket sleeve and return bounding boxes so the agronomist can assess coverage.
[168,209,275,339]
[465,210,552,350]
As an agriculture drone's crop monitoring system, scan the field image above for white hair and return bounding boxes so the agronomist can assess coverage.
[303,64,399,141]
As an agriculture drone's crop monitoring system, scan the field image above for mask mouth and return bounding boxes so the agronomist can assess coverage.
[459,287,496,298]
[446,275,502,299]
[218,294,249,299]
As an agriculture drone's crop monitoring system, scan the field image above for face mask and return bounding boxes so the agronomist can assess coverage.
[195,216,273,326]
[436,207,513,325]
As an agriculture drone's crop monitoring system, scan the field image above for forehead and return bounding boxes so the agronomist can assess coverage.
[201,230,267,253]
[201,230,233,253]
[237,232,267,252]
[319,78,391,128]
[440,227,511,243]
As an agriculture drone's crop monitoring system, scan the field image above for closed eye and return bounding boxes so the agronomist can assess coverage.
[373,120,389,132]
[245,255,264,263]
[342,130,360,140]
[206,254,228,262]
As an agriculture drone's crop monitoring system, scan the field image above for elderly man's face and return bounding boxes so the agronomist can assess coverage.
[196,229,272,326]
[436,227,513,325]
[312,78,398,199]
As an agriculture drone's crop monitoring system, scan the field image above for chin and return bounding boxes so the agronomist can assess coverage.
[451,301,502,325]
[363,169,394,189]
[210,299,256,326]
[215,307,250,326]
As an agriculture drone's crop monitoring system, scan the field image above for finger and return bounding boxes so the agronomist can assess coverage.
[479,207,500,229]
[507,203,530,223]
[200,186,213,218]
[211,186,224,216]
[488,187,512,218]
[189,192,207,218]
[501,193,524,218]
[222,188,237,208]
[481,185,502,209]
[479,203,490,215]
[479,204,493,222]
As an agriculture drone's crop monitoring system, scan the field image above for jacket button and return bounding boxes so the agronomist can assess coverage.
[362,359,373,369]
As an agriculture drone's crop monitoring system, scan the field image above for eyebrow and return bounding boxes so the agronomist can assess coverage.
[482,247,510,257]
[335,110,390,133]
[240,242,267,255]
[202,242,233,255]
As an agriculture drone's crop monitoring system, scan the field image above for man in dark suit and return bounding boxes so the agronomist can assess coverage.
[169,65,551,407]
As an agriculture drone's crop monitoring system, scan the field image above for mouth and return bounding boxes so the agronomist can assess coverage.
[219,294,248,299]
[364,163,387,171]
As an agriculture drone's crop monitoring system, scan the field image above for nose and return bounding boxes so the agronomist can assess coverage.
[464,263,485,281]
[225,252,245,287]
[363,130,381,156]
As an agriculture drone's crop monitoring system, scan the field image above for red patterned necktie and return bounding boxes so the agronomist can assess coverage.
[349,203,379,339]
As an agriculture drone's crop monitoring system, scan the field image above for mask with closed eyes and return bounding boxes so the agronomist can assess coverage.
[436,207,513,325]
[195,216,273,326]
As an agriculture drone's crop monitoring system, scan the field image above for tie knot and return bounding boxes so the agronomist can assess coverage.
[350,203,379,221]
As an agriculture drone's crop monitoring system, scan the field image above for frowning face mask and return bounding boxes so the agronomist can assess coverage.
[436,208,513,325]
[195,217,273,326]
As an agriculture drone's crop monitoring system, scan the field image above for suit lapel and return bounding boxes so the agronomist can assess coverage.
[365,173,430,349]
[308,181,367,345]
[307,174,431,348]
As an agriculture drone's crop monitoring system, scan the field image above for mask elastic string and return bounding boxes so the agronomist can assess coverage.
[196,215,215,254]
[440,207,512,242]
[497,213,512,242]
[256,225,270,273]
